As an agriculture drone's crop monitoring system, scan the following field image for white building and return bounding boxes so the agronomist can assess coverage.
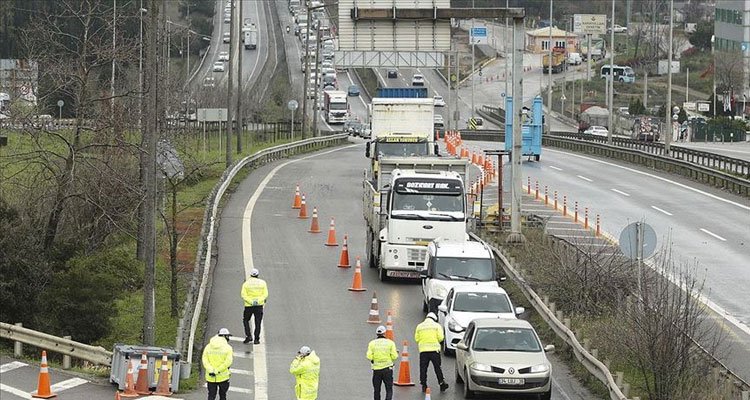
[713,0,750,113]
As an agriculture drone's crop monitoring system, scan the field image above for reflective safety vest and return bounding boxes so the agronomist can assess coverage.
[414,318,444,353]
[366,337,398,370]
[241,277,268,306]
[289,351,320,400]
[202,335,233,383]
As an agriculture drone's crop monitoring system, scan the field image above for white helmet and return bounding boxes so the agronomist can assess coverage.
[250,268,259,277]
[376,325,387,335]
[426,312,438,322]
[298,346,312,356]
[218,328,231,337]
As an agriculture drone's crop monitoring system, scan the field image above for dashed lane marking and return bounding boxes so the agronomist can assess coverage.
[0,362,27,373]
[651,205,673,216]
[700,228,727,242]
[549,166,563,171]
[576,175,593,182]
[610,188,630,197]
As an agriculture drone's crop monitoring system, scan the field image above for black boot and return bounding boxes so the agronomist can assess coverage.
[421,384,427,393]
[243,336,252,344]
[440,382,449,392]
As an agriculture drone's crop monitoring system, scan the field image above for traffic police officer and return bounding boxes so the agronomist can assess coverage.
[289,346,321,400]
[241,268,268,344]
[414,312,449,393]
[366,325,398,400]
[202,328,234,400]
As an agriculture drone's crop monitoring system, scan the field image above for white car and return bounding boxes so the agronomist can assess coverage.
[433,114,445,128]
[438,286,524,354]
[412,73,425,86]
[212,61,226,72]
[584,125,609,137]
[218,51,229,61]
[433,95,446,107]
[609,24,628,33]
[223,32,230,43]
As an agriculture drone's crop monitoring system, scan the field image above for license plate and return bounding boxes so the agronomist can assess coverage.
[498,378,524,385]
[387,270,420,278]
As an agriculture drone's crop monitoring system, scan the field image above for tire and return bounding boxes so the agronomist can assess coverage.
[462,368,475,398]
[539,388,552,400]
[366,230,376,268]
[455,364,463,383]
[442,340,455,357]
[534,154,540,161]
[423,300,429,312]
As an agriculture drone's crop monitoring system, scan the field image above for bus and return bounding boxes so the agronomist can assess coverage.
[600,65,636,83]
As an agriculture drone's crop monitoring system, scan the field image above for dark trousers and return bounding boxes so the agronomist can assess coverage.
[243,305,263,339]
[372,367,394,400]
[207,380,229,400]
[419,351,445,387]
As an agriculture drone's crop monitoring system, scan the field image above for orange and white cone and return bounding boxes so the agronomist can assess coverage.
[292,184,302,209]
[153,353,172,396]
[337,235,351,268]
[298,194,308,219]
[385,310,395,341]
[308,207,321,233]
[366,291,381,324]
[394,341,416,386]
[324,217,338,246]
[134,352,151,395]
[31,351,56,398]
[119,359,138,398]
[348,257,367,292]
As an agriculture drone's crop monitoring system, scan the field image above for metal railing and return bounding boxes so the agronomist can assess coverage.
[0,322,113,367]
[176,133,349,367]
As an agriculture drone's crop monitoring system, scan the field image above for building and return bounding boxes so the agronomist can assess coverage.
[525,26,579,54]
[0,59,39,105]
[713,0,750,114]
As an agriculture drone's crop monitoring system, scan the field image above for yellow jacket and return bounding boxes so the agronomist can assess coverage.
[289,351,320,400]
[241,277,268,306]
[202,335,233,383]
[366,337,398,370]
[414,318,444,353]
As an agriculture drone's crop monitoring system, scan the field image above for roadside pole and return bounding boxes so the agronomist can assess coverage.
[508,16,525,243]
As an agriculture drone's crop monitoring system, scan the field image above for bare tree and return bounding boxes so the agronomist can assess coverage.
[715,51,745,96]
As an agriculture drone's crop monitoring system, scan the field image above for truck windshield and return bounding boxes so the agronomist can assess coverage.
[329,103,347,111]
[435,258,494,281]
[377,142,430,157]
[391,178,464,217]
[392,193,464,214]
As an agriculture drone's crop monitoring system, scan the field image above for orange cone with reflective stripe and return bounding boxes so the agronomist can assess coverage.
[337,235,351,267]
[31,351,56,398]
[292,184,302,209]
[153,353,172,396]
[134,352,151,395]
[308,207,321,233]
[119,359,138,398]
[366,291,381,324]
[324,217,338,246]
[298,194,308,219]
[385,310,395,341]
[394,341,416,386]
[348,257,366,292]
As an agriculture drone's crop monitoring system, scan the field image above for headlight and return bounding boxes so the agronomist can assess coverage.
[529,364,549,373]
[470,362,492,372]
[434,285,448,298]
[448,319,465,333]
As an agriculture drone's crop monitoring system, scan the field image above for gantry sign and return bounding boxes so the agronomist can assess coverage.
[335,1,524,68]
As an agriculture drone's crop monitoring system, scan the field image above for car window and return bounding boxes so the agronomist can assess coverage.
[472,328,542,352]
[446,289,454,310]
[463,324,475,346]
[434,257,494,280]
[453,292,511,313]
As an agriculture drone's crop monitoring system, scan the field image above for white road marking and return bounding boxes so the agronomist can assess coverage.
[551,376,573,400]
[549,165,563,171]
[545,148,750,211]
[230,368,253,375]
[242,144,358,400]
[576,175,593,182]
[650,205,673,216]
[610,188,630,197]
[0,383,31,399]
[545,221,579,225]
[48,377,88,392]
[547,228,588,231]
[700,228,727,242]
[233,351,253,359]
[229,387,254,394]
[229,336,246,342]
[0,362,27,373]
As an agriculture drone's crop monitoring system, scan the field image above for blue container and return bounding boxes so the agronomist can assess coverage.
[504,96,543,160]
[376,87,429,98]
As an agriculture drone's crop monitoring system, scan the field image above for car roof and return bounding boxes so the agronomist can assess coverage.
[472,318,533,329]
[430,240,491,258]
[451,285,508,295]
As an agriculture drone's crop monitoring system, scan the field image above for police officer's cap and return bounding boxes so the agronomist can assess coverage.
[376,325,387,335]
[250,268,259,277]
[218,328,231,337]
[426,312,438,322]
[298,346,312,356]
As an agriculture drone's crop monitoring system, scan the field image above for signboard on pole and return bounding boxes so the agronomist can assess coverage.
[197,108,228,122]
[572,14,606,35]
[682,102,696,112]
[697,101,710,112]
[470,26,488,45]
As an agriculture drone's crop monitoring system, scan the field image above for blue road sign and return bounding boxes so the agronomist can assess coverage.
[471,27,487,37]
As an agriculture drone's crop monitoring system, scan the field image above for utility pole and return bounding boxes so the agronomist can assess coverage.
[607,0,615,144]
[665,0,674,155]
[686,67,689,103]
[507,16,525,244]
[301,6,313,139]
[547,0,553,132]
[471,0,476,119]
[226,0,235,166]
[312,26,322,137]
[139,1,144,131]
[111,0,116,110]
[236,0,243,153]
[626,0,632,54]
[504,0,509,97]
[643,71,648,108]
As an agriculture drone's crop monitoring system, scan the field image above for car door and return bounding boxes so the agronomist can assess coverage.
[438,288,454,325]
[456,322,475,376]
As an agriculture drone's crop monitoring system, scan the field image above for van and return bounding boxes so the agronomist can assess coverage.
[567,52,582,65]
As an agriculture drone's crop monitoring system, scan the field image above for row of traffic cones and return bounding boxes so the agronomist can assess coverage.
[293,184,341,247]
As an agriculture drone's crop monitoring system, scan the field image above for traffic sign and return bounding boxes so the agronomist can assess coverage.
[287,100,299,111]
[618,222,657,260]
[468,117,478,130]
[742,42,749,53]
[469,26,488,45]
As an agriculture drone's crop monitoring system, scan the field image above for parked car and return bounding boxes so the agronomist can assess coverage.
[412,73,425,86]
[567,52,582,65]
[223,32,230,43]
[583,125,609,137]
[433,95,446,107]
[213,61,226,72]
[347,84,360,97]
[387,69,398,79]
[455,318,554,399]
[218,51,229,61]
[608,24,628,33]
[224,13,231,23]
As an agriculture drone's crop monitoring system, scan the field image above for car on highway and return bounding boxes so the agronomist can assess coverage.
[387,69,398,79]
[321,67,336,77]
[412,73,425,86]
[212,61,225,72]
[583,125,609,137]
[218,51,229,61]
[567,52,582,65]
[347,84,360,97]
[434,95,446,107]
[223,32,230,43]
[243,18,252,27]
[361,127,372,139]
[608,24,628,33]
[322,75,337,90]
[438,286,524,354]
[433,114,445,129]
[321,60,334,70]
[224,13,231,24]
[455,318,554,399]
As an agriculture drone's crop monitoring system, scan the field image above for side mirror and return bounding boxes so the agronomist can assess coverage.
[419,268,428,277]
[438,304,448,313]
[515,306,525,315]
[544,344,555,353]
[455,342,468,351]
[365,142,371,158]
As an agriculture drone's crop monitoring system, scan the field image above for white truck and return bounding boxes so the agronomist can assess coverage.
[323,90,348,124]
[244,25,258,50]
[364,156,470,281]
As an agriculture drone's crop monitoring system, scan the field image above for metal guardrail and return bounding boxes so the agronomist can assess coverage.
[0,322,113,366]
[176,133,350,367]
[549,131,750,178]
[543,136,750,197]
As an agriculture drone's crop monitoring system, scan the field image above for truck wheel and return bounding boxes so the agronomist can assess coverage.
[379,266,389,282]
[366,231,378,268]
[535,154,540,161]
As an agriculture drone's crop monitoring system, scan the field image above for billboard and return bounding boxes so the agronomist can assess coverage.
[572,14,606,35]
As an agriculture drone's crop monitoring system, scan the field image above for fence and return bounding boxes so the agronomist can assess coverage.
[0,322,112,367]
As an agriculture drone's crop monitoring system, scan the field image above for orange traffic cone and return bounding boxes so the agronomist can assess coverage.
[31,351,56,398]
[385,310,395,341]
[366,291,381,324]
[394,341,416,386]
[153,353,172,396]
[292,184,302,209]
[308,207,321,233]
[298,194,308,219]
[119,359,138,398]
[348,257,367,292]
[324,217,338,246]
[134,352,151,395]
[337,235,351,267]
[424,387,432,400]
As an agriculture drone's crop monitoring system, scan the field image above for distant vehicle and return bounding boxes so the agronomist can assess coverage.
[387,69,398,79]
[361,127,372,139]
[243,18,252,27]
[433,114,445,129]
[321,60,334,70]
[632,116,661,142]
[218,51,229,61]
[601,64,635,83]
[322,74,337,90]
[213,61,226,72]
[224,13,231,24]
[321,67,336,77]
[244,26,258,50]
[203,76,215,87]
[433,95,446,107]
[412,73,425,86]
[542,48,566,73]
[223,32,230,43]
[567,52,582,65]
[347,84,360,97]
[584,125,609,137]
[323,90,348,124]
[609,24,628,33]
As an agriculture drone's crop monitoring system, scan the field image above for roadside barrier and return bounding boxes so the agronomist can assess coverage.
[366,292,382,324]
[0,322,112,367]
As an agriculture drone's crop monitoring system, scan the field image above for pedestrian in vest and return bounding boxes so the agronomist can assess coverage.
[202,328,234,400]
[367,325,398,400]
[290,346,320,400]
[241,268,268,344]
[414,312,449,393]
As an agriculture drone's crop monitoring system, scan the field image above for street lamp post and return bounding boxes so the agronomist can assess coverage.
[547,0,553,134]
[607,0,615,144]
[301,2,327,138]
[711,35,716,118]
[57,100,64,122]
[664,0,674,155]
